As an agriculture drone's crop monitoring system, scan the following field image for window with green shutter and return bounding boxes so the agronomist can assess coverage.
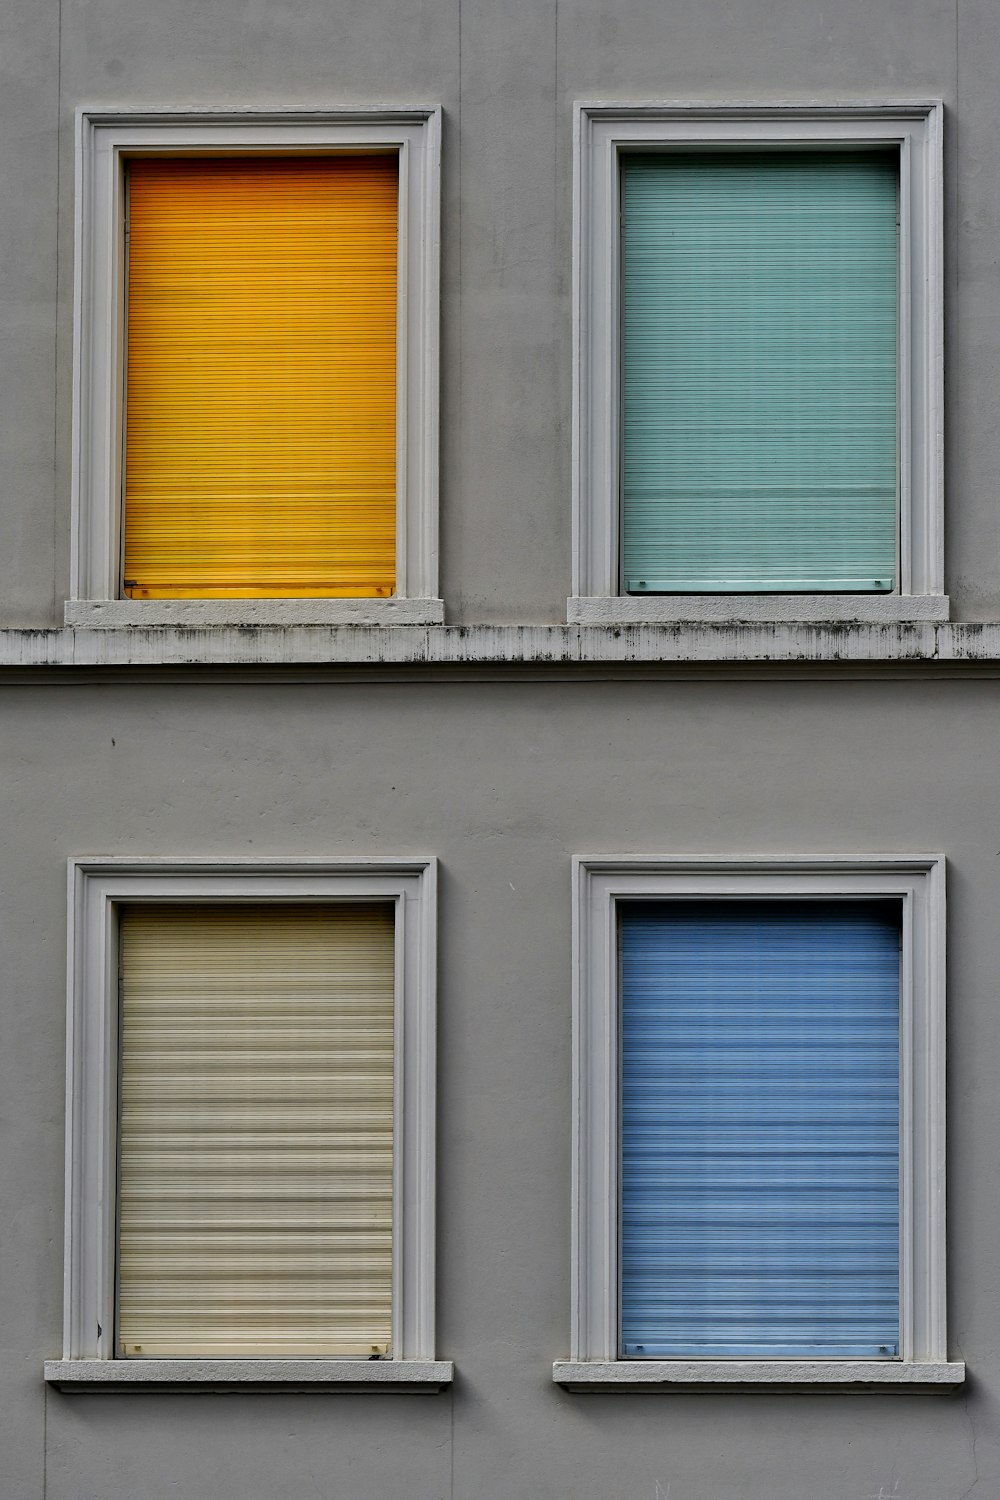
[570,105,945,623]
[621,150,899,594]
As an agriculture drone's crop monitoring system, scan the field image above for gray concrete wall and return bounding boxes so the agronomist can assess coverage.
[3,0,1000,1495]
[1,676,997,1498]
[1,0,999,624]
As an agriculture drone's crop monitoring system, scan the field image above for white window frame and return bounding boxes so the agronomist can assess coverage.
[46,856,451,1393]
[68,108,442,629]
[554,855,964,1393]
[570,102,947,626]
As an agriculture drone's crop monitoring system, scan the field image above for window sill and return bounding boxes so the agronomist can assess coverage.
[552,1360,965,1394]
[44,1358,454,1393]
[567,595,950,625]
[64,599,446,629]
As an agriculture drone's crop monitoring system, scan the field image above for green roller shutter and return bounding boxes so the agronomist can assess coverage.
[621,150,899,593]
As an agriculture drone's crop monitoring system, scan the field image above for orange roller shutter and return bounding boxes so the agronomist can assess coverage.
[123,156,398,599]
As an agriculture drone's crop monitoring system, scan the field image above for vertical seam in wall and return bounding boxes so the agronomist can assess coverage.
[51,0,64,621]
[954,0,960,432]
[45,0,59,1457]
[457,0,463,625]
[452,3,461,1480]
[551,0,560,252]
[553,0,559,260]
[449,1381,455,1500]
[44,0,62,1474]
[554,0,560,576]
[952,0,960,564]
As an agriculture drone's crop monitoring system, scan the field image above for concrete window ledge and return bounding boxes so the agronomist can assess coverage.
[552,1360,966,1394]
[64,599,447,629]
[44,1359,454,1394]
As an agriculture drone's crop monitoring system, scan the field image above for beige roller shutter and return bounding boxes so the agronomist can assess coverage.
[117,903,395,1357]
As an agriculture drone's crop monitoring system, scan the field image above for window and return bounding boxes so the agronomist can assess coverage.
[69,109,441,628]
[46,858,450,1391]
[555,857,963,1392]
[570,104,945,625]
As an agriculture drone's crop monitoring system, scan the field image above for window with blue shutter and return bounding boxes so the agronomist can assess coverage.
[621,151,899,594]
[619,900,901,1359]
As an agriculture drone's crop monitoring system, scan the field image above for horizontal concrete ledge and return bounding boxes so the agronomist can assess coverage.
[568,595,951,625]
[65,599,446,629]
[551,1362,965,1392]
[5,623,1000,673]
[44,1358,454,1393]
[552,1360,966,1394]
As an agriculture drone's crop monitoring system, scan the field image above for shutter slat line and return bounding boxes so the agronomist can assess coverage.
[621,151,899,593]
[123,156,398,598]
[117,904,395,1358]
[619,901,900,1360]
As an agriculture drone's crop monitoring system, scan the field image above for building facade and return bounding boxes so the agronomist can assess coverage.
[3,0,999,1496]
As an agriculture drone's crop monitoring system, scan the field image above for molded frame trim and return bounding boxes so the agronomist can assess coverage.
[70,107,442,624]
[571,102,946,620]
[565,855,955,1386]
[59,856,440,1378]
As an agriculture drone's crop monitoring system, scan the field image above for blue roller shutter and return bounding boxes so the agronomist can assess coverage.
[621,151,899,593]
[620,900,900,1358]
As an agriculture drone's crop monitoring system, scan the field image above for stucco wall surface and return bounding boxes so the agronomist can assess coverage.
[4,0,1000,1495]
[0,0,998,623]
[0,677,996,1499]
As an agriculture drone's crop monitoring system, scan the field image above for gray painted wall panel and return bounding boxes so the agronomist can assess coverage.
[557,0,958,95]
[11,0,996,625]
[448,0,566,623]
[59,0,462,100]
[0,0,61,627]
[3,0,1000,1493]
[950,0,1000,619]
[45,1394,453,1500]
[0,680,995,1495]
